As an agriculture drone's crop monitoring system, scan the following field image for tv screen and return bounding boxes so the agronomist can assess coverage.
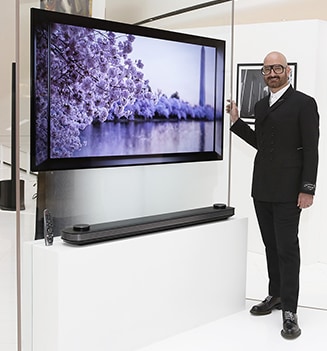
[30,8,226,171]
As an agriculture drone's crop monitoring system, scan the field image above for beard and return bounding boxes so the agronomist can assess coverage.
[264,74,289,90]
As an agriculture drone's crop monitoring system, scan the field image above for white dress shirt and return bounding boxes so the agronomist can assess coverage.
[269,84,290,106]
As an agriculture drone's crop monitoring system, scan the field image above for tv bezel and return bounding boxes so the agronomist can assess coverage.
[30,8,226,172]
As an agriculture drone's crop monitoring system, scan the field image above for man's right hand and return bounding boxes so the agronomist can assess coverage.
[226,100,239,124]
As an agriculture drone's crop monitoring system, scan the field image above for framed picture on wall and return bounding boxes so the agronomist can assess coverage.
[236,62,297,124]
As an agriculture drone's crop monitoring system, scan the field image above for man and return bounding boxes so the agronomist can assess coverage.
[227,51,319,339]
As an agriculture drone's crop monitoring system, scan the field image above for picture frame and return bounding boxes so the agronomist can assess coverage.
[236,62,297,124]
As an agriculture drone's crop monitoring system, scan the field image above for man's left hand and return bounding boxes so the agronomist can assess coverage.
[297,193,314,209]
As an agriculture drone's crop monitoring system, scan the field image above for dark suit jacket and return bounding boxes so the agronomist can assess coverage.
[231,86,319,202]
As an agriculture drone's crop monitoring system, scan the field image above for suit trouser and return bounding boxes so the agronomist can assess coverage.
[253,199,301,313]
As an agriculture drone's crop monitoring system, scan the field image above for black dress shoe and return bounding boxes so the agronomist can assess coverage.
[250,296,282,315]
[281,311,301,339]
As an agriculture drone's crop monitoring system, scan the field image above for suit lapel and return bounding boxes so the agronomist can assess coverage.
[256,86,294,124]
[255,96,270,124]
[269,96,286,112]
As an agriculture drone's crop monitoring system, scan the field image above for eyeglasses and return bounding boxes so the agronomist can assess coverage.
[261,64,286,75]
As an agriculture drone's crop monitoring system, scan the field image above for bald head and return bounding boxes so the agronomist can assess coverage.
[262,51,291,92]
[263,51,288,66]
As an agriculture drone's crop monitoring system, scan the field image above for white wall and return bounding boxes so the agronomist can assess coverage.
[39,158,231,233]
[315,22,327,262]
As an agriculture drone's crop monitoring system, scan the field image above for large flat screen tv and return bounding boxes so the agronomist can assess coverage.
[30,8,226,171]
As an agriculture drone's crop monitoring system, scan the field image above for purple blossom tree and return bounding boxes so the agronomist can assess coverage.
[34,23,214,161]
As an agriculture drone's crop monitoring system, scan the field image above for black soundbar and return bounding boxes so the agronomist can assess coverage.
[61,204,234,245]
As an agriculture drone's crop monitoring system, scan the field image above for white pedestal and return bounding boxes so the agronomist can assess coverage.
[22,217,247,351]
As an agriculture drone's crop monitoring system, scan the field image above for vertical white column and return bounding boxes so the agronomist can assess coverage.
[92,0,106,19]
